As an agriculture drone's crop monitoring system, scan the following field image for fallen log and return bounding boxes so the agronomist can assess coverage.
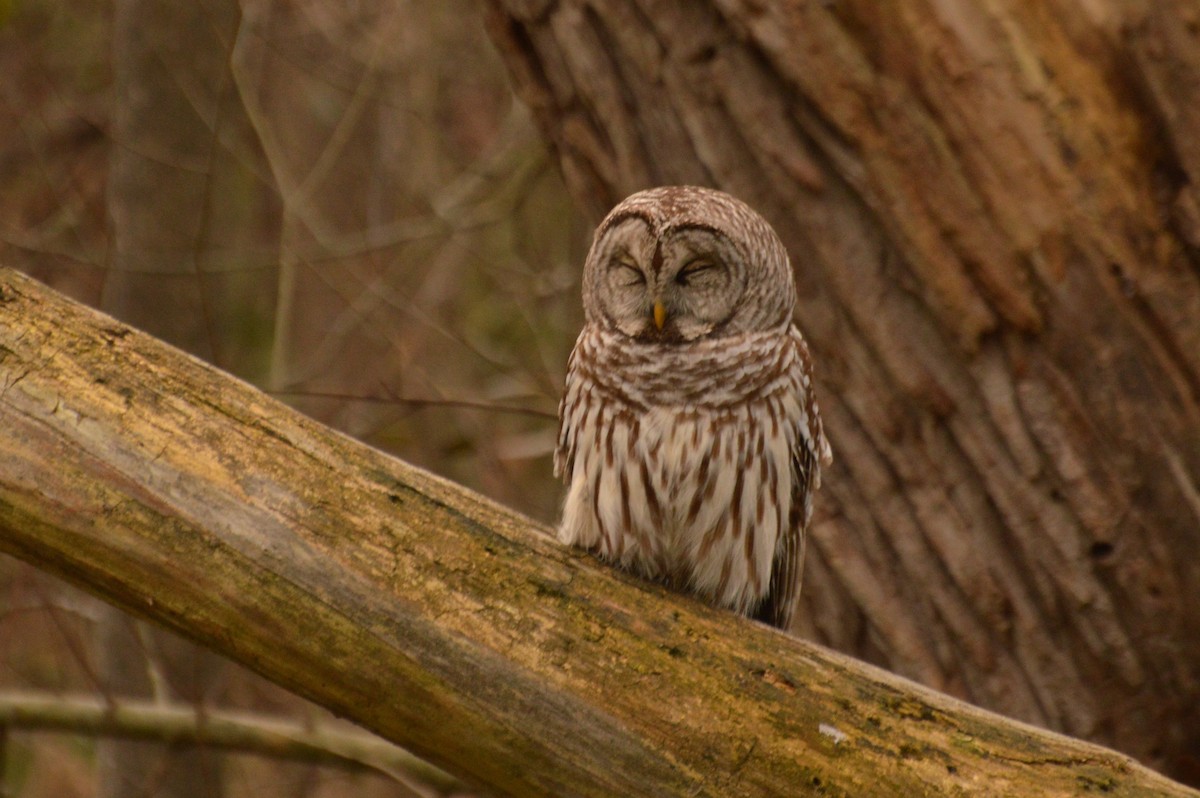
[0,267,1192,796]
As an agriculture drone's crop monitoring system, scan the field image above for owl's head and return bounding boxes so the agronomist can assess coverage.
[581,186,795,343]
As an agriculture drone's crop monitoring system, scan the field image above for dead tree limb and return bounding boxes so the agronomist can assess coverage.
[0,690,460,795]
[0,267,1193,797]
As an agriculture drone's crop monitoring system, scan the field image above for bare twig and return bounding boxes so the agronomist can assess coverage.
[0,691,463,797]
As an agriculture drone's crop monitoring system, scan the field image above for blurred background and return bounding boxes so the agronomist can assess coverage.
[1,0,583,795]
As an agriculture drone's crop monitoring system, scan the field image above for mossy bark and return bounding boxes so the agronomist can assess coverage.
[1,268,1195,796]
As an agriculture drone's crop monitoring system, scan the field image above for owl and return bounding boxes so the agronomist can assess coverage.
[555,186,832,630]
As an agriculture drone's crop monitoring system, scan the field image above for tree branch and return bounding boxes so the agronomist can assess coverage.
[0,266,1193,797]
[0,690,461,796]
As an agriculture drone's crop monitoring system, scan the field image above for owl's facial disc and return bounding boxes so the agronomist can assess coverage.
[593,220,743,343]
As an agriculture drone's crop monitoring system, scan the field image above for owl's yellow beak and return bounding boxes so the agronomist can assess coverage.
[653,300,667,330]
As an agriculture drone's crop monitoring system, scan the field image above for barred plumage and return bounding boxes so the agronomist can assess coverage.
[555,186,831,629]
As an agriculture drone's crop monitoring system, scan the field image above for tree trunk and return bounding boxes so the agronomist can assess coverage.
[1,265,1196,797]
[101,1,282,794]
[104,0,281,373]
[481,0,1200,784]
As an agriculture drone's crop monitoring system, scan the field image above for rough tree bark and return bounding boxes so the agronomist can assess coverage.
[2,269,1196,796]
[481,0,1200,784]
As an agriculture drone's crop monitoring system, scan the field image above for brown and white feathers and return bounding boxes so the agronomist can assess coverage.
[555,186,831,629]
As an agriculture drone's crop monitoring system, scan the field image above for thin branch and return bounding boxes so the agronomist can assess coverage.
[0,690,463,797]
[269,388,556,420]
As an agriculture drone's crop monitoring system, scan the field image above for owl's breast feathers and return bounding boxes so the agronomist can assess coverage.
[555,324,831,623]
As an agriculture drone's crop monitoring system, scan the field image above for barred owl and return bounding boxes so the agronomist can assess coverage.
[555,186,832,629]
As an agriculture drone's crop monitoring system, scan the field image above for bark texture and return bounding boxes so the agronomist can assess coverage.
[2,267,1197,796]
[482,0,1200,783]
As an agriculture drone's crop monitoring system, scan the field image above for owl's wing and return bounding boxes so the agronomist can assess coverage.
[753,329,831,630]
[753,444,817,630]
[554,340,584,483]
